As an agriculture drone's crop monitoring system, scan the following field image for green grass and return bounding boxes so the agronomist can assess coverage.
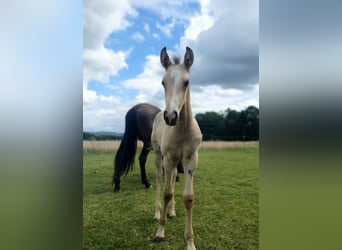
[83,147,259,249]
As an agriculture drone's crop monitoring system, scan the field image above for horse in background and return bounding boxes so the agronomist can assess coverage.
[112,103,183,193]
[152,47,202,250]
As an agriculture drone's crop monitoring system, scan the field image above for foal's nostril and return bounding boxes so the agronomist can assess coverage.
[163,111,177,126]
[167,112,176,122]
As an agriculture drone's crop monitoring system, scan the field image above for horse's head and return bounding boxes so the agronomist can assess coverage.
[160,47,194,126]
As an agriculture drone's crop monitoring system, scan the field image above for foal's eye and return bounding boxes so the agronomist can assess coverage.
[161,81,165,87]
[184,80,189,88]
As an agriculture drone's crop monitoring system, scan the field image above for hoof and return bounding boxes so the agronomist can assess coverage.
[153,237,165,243]
[144,182,151,189]
[168,215,176,220]
[113,187,121,193]
[153,218,160,223]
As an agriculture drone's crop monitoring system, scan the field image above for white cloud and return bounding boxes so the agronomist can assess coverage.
[156,19,176,38]
[83,45,128,84]
[183,13,215,41]
[182,0,215,42]
[83,88,132,131]
[191,84,259,114]
[130,31,145,42]
[152,33,160,39]
[144,23,150,33]
[83,0,137,85]
[129,0,198,21]
[83,87,97,105]
[179,0,259,89]
[83,0,137,49]
[83,0,139,132]
[123,55,164,93]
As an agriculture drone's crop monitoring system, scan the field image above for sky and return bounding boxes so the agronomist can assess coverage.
[83,0,259,133]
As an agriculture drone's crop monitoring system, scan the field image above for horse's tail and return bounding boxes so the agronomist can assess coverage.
[112,108,138,184]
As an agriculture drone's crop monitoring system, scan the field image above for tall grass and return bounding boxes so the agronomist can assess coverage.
[83,144,258,249]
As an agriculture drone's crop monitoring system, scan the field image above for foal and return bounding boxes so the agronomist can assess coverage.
[152,47,202,250]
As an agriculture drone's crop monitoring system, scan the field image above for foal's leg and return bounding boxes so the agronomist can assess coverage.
[155,160,174,241]
[139,145,151,188]
[182,152,198,250]
[168,167,177,218]
[153,149,163,222]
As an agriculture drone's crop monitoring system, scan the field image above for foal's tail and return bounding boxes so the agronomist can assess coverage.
[112,108,138,185]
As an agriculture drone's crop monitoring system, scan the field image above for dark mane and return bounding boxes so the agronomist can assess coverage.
[173,56,180,64]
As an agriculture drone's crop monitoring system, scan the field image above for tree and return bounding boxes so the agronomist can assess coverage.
[195,111,225,140]
[195,106,259,141]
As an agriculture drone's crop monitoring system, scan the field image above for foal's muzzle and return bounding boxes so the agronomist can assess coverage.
[163,110,178,126]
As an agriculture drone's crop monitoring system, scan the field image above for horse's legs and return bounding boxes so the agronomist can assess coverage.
[113,171,121,193]
[182,151,198,250]
[139,145,151,188]
[175,162,184,182]
[153,149,163,222]
[155,161,175,240]
[168,167,177,218]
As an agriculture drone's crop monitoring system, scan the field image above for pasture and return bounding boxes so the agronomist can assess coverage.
[83,141,258,249]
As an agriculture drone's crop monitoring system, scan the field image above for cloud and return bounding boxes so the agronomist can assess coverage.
[179,0,259,90]
[156,19,176,38]
[83,0,139,131]
[183,13,215,41]
[130,31,145,42]
[144,23,150,33]
[83,0,138,86]
[152,33,160,39]
[83,45,127,84]
[129,0,200,21]
[123,55,164,93]
[182,0,215,41]
[191,84,259,114]
[83,96,130,132]
[83,0,137,50]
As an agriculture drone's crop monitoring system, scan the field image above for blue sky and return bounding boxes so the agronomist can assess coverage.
[83,0,259,132]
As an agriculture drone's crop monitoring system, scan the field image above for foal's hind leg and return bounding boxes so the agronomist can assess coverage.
[139,145,151,188]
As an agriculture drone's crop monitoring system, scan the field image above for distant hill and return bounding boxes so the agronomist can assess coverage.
[83,131,123,140]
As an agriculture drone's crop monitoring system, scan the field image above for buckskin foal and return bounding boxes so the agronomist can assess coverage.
[152,47,202,250]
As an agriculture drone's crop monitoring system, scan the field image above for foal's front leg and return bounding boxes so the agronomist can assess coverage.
[167,167,177,219]
[155,160,174,241]
[153,150,163,222]
[183,151,198,250]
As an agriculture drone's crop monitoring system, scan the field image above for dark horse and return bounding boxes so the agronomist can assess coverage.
[112,103,159,192]
[112,103,183,193]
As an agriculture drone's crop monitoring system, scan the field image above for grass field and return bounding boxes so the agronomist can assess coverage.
[83,142,259,249]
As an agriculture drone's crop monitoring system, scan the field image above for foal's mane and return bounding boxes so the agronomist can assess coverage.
[172,56,180,64]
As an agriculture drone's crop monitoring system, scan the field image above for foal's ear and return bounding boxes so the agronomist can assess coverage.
[183,47,194,69]
[160,47,172,70]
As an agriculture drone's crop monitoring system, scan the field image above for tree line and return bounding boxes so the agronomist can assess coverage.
[83,132,122,141]
[83,105,259,141]
[195,106,259,141]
